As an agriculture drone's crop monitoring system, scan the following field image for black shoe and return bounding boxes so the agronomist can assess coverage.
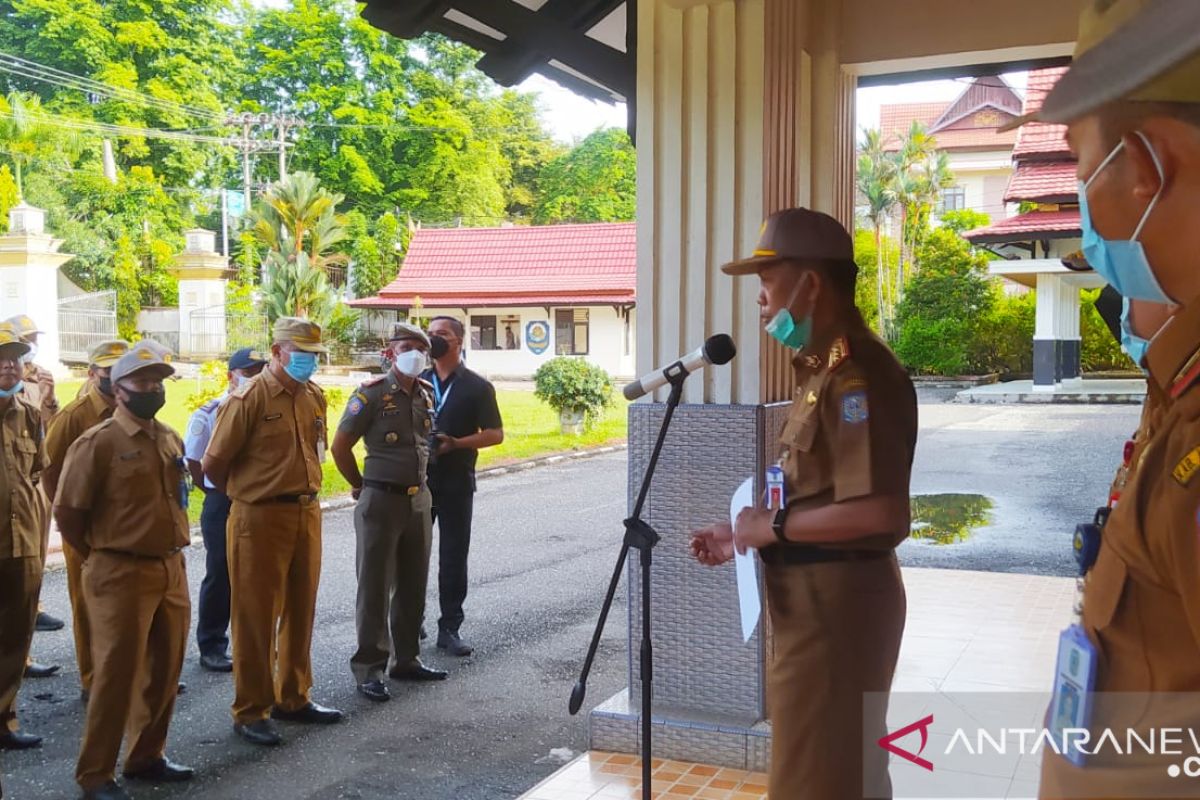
[24,661,60,678]
[177,681,187,695]
[234,720,282,747]
[0,730,43,750]
[81,781,131,800]
[419,624,428,641]
[199,652,233,673]
[436,629,474,657]
[388,659,449,682]
[357,680,391,702]
[35,611,65,631]
[270,701,343,725]
[123,757,195,783]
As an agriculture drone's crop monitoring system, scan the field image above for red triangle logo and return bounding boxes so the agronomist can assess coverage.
[878,714,935,772]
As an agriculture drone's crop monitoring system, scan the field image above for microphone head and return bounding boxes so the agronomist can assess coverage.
[703,334,737,366]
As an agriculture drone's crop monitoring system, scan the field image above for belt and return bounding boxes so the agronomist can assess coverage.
[363,479,423,497]
[98,547,184,560]
[759,544,891,566]
[260,493,319,505]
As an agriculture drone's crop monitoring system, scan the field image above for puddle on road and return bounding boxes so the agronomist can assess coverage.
[909,494,994,545]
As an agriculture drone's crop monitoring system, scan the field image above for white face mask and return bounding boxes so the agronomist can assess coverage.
[392,349,427,378]
[20,342,36,365]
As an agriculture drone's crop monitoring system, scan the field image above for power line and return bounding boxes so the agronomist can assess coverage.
[0,108,232,146]
[0,50,225,122]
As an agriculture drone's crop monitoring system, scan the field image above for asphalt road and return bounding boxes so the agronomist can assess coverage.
[2,400,1139,799]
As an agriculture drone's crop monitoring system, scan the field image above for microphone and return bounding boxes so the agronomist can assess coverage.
[622,334,737,401]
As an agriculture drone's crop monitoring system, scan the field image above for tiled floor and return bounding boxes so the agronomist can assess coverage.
[522,568,1076,800]
[520,752,768,800]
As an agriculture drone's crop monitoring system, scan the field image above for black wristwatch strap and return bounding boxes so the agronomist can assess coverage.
[772,506,790,543]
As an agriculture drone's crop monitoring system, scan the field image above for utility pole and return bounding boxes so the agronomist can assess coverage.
[274,115,303,180]
[225,112,262,214]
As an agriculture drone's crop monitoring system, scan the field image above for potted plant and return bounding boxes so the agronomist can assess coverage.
[533,356,614,435]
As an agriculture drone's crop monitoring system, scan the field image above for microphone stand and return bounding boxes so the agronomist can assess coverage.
[570,367,687,800]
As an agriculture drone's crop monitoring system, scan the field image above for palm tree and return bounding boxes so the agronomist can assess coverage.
[856,128,897,338]
[0,92,57,200]
[252,171,348,273]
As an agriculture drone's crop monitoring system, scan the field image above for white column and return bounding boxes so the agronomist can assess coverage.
[172,230,229,357]
[0,204,73,376]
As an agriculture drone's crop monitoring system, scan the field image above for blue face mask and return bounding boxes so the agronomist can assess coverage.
[765,276,813,350]
[1079,131,1171,304]
[0,381,23,398]
[283,350,318,383]
[1118,297,1151,370]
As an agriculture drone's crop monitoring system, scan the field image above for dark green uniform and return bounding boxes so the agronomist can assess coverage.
[339,373,434,683]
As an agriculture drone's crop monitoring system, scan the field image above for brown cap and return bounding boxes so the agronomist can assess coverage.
[722,208,855,276]
[1003,0,1200,131]
[88,340,130,368]
[111,341,176,384]
[388,321,431,348]
[0,322,31,359]
[273,316,327,354]
[5,314,42,338]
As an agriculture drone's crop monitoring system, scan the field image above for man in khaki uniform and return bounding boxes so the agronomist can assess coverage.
[54,342,193,800]
[332,322,445,703]
[43,339,129,701]
[691,208,916,799]
[6,315,59,428]
[998,1,1200,796]
[203,317,342,746]
[0,327,47,751]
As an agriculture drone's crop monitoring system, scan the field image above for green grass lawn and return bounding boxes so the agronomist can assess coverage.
[54,379,628,522]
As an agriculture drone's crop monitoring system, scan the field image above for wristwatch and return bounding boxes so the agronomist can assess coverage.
[771,506,790,543]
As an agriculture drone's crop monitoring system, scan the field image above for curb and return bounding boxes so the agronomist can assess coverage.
[43,442,628,568]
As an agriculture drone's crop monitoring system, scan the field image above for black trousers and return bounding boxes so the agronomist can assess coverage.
[430,481,475,634]
[197,490,232,657]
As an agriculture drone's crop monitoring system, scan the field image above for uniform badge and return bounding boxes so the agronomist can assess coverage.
[1173,445,1200,486]
[385,432,399,444]
[188,418,206,437]
[805,390,818,406]
[841,391,868,424]
[347,396,365,416]
[828,337,850,371]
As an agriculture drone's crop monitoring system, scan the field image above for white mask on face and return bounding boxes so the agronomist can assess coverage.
[393,350,427,378]
[20,342,36,365]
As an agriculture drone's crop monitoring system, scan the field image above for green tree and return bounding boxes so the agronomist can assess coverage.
[938,209,990,235]
[856,128,897,339]
[533,128,636,224]
[252,171,348,274]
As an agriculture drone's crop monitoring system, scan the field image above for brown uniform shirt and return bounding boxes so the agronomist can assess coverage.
[0,395,46,559]
[54,407,189,557]
[20,362,58,429]
[206,367,326,504]
[777,315,918,548]
[337,373,432,486]
[44,388,115,493]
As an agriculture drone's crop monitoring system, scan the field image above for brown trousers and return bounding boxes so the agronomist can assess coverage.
[350,486,432,683]
[765,553,906,800]
[76,550,189,791]
[228,499,322,724]
[63,542,94,692]
[0,557,41,734]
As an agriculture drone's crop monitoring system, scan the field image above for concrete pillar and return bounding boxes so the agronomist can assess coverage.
[1033,273,1082,390]
[0,204,73,375]
[170,229,230,357]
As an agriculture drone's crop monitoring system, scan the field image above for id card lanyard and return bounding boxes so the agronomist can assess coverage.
[431,372,454,422]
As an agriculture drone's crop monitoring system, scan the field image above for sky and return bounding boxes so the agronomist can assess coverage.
[856,72,1029,133]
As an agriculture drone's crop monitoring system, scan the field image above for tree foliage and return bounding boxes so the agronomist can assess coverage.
[533,128,635,224]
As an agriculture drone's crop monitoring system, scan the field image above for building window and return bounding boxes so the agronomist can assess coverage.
[501,315,521,350]
[940,186,966,212]
[470,315,499,350]
[555,308,589,355]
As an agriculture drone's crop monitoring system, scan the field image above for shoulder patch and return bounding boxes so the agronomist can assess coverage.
[828,336,851,372]
[1173,445,1200,487]
[841,390,869,424]
[346,392,367,416]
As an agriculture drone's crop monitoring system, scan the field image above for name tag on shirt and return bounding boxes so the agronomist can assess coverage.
[1049,624,1098,767]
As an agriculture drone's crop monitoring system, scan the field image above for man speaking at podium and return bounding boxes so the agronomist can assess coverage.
[691,208,917,799]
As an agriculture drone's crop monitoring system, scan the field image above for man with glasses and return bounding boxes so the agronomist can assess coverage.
[185,347,267,674]
[203,318,342,747]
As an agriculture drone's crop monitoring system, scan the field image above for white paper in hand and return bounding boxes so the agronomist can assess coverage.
[729,476,761,642]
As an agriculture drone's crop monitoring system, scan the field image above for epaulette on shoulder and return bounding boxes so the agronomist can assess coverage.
[200,397,221,413]
[827,336,851,372]
[417,377,434,391]
[1170,351,1200,400]
[360,374,387,389]
[230,379,255,399]
[76,417,114,442]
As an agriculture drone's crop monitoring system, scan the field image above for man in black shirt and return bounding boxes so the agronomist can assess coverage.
[421,317,504,657]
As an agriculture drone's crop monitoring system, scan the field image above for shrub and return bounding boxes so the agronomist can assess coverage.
[533,357,614,429]
[973,288,1035,376]
[184,359,229,412]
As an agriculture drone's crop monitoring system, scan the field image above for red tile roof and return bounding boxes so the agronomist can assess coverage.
[964,209,1081,244]
[350,222,637,310]
[1013,67,1073,159]
[880,102,946,149]
[1005,162,1079,202]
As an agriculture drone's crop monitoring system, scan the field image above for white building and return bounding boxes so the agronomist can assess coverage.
[351,222,637,380]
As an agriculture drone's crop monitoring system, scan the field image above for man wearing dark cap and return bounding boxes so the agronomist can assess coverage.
[204,317,342,747]
[54,341,194,800]
[690,207,916,799]
[333,322,446,703]
[1003,1,1200,795]
[184,347,267,673]
[44,338,130,702]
